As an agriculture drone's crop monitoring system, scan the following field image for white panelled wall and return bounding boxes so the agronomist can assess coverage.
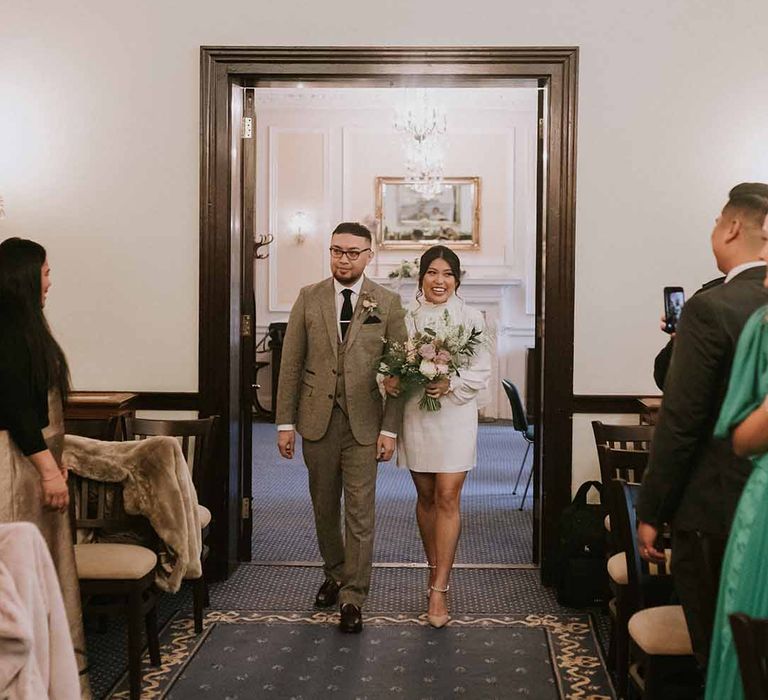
[251,88,538,418]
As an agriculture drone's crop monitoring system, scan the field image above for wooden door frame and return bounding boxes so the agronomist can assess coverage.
[199,46,578,582]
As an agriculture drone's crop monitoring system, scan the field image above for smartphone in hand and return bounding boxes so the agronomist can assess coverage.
[663,286,685,334]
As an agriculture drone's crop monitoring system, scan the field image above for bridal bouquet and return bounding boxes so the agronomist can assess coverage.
[378,309,485,411]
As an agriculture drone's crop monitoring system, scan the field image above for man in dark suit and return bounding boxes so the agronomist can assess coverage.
[637,189,768,672]
[653,183,768,391]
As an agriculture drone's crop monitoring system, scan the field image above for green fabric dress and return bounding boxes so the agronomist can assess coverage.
[706,305,768,700]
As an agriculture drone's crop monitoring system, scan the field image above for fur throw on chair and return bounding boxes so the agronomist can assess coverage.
[62,434,203,592]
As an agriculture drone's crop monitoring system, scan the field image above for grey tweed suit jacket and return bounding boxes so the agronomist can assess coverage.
[275,276,408,445]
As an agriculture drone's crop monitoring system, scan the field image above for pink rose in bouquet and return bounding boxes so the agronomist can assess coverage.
[419,343,437,360]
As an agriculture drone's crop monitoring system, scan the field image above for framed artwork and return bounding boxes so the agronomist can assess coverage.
[374,177,480,250]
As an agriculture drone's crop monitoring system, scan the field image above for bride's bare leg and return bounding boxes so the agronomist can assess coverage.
[410,471,437,588]
[430,471,468,618]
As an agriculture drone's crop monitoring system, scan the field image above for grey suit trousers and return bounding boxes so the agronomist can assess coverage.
[302,406,378,608]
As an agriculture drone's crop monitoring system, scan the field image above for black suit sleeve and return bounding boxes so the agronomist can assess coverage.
[0,333,47,456]
[653,339,674,391]
[637,293,728,526]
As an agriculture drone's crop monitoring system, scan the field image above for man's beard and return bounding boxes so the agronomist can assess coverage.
[333,269,362,285]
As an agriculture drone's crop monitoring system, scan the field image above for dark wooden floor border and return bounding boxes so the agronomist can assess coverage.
[572,395,660,414]
[200,46,579,583]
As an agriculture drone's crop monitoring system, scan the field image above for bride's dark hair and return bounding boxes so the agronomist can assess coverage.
[416,245,462,301]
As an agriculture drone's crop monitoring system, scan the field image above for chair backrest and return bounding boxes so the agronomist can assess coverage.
[69,472,151,536]
[65,417,120,441]
[501,379,528,433]
[609,479,671,612]
[729,613,768,699]
[596,445,650,487]
[592,421,654,451]
[123,416,217,494]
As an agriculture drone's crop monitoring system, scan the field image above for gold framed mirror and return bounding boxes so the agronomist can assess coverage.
[374,176,480,250]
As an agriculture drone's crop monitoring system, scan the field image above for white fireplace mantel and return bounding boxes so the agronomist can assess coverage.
[368,276,522,305]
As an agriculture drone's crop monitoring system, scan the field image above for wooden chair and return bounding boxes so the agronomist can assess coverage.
[123,416,217,633]
[592,421,655,451]
[69,473,160,700]
[501,379,535,509]
[592,421,654,538]
[611,479,696,698]
[729,613,768,698]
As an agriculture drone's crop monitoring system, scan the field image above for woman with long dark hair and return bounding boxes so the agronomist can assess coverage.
[0,237,89,693]
[384,245,490,627]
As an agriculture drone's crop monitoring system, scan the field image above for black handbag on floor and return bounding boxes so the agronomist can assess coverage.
[554,480,610,607]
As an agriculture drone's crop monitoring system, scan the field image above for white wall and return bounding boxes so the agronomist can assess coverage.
[2,1,767,480]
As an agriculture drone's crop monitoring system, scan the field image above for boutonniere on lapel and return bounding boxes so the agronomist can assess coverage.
[360,293,381,324]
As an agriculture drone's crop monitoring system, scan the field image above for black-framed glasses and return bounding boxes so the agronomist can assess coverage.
[329,246,372,261]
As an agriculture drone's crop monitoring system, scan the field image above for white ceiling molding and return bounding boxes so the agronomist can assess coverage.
[251,87,538,112]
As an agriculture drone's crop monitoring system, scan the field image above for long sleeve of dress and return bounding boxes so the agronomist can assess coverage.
[0,331,48,456]
[448,314,491,406]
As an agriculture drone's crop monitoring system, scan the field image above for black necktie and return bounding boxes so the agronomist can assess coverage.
[340,289,354,340]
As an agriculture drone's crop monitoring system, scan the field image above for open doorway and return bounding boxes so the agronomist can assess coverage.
[198,47,578,583]
[247,84,540,568]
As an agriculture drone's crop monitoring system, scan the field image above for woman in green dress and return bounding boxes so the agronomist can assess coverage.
[706,298,768,699]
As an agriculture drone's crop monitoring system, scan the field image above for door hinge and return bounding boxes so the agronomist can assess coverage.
[241,116,253,139]
[241,497,250,519]
[538,117,544,140]
[241,314,252,337]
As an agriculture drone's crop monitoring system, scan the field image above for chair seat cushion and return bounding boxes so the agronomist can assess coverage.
[75,543,157,580]
[607,550,672,586]
[198,504,212,529]
[607,552,628,585]
[628,605,693,655]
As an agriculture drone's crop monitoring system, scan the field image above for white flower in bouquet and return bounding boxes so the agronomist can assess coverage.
[419,359,438,379]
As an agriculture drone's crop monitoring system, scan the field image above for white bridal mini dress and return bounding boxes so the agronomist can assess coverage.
[397,294,491,473]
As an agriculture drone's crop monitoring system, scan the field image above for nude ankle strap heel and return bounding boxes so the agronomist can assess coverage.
[427,585,451,628]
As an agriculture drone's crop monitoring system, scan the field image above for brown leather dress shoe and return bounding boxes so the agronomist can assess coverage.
[339,603,363,633]
[315,578,340,608]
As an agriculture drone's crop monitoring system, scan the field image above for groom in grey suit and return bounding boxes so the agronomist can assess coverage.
[276,222,407,632]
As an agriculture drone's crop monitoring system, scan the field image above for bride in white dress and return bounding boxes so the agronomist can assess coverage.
[384,246,491,628]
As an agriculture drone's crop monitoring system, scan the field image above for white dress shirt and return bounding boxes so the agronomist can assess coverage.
[334,275,365,340]
[724,260,766,284]
[278,275,396,439]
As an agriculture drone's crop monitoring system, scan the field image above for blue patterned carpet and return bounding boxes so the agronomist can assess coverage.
[166,618,559,699]
[252,421,534,564]
[86,422,611,700]
[107,611,614,699]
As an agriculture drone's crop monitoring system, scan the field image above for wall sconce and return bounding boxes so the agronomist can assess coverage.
[291,211,310,245]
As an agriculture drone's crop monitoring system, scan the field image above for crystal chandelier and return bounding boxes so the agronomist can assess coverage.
[394,90,447,199]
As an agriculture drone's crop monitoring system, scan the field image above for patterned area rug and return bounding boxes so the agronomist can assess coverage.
[107,610,615,699]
